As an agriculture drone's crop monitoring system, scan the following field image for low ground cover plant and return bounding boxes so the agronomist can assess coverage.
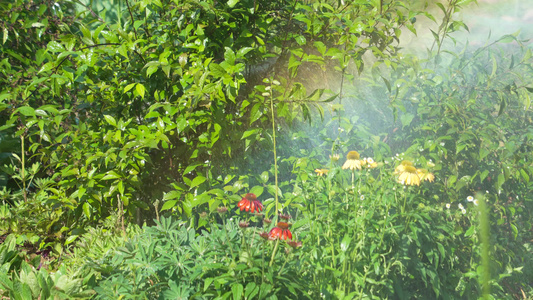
[1,0,532,299]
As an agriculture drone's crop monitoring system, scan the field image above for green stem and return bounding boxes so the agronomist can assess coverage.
[278,253,290,276]
[271,89,280,215]
[20,135,27,202]
[478,193,491,299]
[269,239,280,267]
[222,218,235,259]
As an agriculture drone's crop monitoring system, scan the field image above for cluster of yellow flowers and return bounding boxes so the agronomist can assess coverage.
[394,160,435,186]
[341,151,378,170]
[314,152,435,187]
[314,151,377,176]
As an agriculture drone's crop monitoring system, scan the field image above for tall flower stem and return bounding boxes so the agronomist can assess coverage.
[20,135,27,202]
[269,239,280,267]
[270,89,280,215]
[222,218,235,259]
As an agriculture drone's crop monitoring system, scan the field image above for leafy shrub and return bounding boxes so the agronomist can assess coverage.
[88,216,310,299]
[0,235,95,299]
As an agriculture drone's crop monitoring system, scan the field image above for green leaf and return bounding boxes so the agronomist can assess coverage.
[224,47,236,65]
[82,202,91,219]
[496,173,505,189]
[64,235,79,246]
[340,234,352,252]
[249,103,262,125]
[245,282,258,299]
[249,186,264,197]
[2,27,7,44]
[520,169,529,183]
[102,171,121,180]
[124,83,136,93]
[231,283,243,300]
[136,83,146,99]
[38,62,55,74]
[464,225,475,237]
[400,113,414,129]
[47,41,64,53]
[241,129,258,140]
[237,47,253,58]
[15,106,36,117]
[295,35,306,46]
[209,63,226,78]
[146,64,159,78]
[161,200,178,211]
[260,171,269,183]
[227,0,240,8]
[189,175,206,189]
[103,115,117,127]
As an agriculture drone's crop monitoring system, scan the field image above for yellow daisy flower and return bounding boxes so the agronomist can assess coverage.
[398,165,421,186]
[395,160,414,174]
[416,168,435,182]
[342,151,362,171]
[314,168,329,176]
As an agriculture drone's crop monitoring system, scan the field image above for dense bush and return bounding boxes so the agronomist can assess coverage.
[1,0,532,299]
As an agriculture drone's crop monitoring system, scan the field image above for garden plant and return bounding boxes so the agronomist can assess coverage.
[0,0,532,299]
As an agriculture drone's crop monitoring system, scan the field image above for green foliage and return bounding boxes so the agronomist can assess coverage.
[1,0,532,298]
[87,216,310,299]
[0,235,95,299]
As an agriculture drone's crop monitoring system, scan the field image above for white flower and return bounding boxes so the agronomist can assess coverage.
[458,203,464,210]
[461,209,466,214]
[360,195,365,201]
[473,199,479,206]
[467,196,474,202]
[446,203,451,209]
[366,157,374,164]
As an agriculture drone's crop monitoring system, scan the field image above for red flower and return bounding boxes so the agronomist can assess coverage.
[287,240,302,249]
[278,213,291,220]
[259,232,270,240]
[237,193,263,213]
[268,222,292,240]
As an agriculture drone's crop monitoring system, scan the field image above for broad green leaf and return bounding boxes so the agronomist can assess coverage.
[231,283,243,300]
[209,63,226,77]
[102,171,121,180]
[103,115,117,127]
[124,83,136,93]
[249,185,264,197]
[241,129,258,139]
[236,47,253,58]
[464,225,475,237]
[136,83,146,99]
[161,200,178,211]
[2,27,7,44]
[227,0,239,8]
[47,41,64,53]
[224,47,236,65]
[189,175,206,189]
[15,106,35,117]
[520,169,529,182]
[249,103,262,125]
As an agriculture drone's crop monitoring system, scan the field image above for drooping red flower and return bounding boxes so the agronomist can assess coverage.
[259,232,270,240]
[278,213,291,220]
[237,193,263,213]
[287,240,302,249]
[268,222,292,240]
